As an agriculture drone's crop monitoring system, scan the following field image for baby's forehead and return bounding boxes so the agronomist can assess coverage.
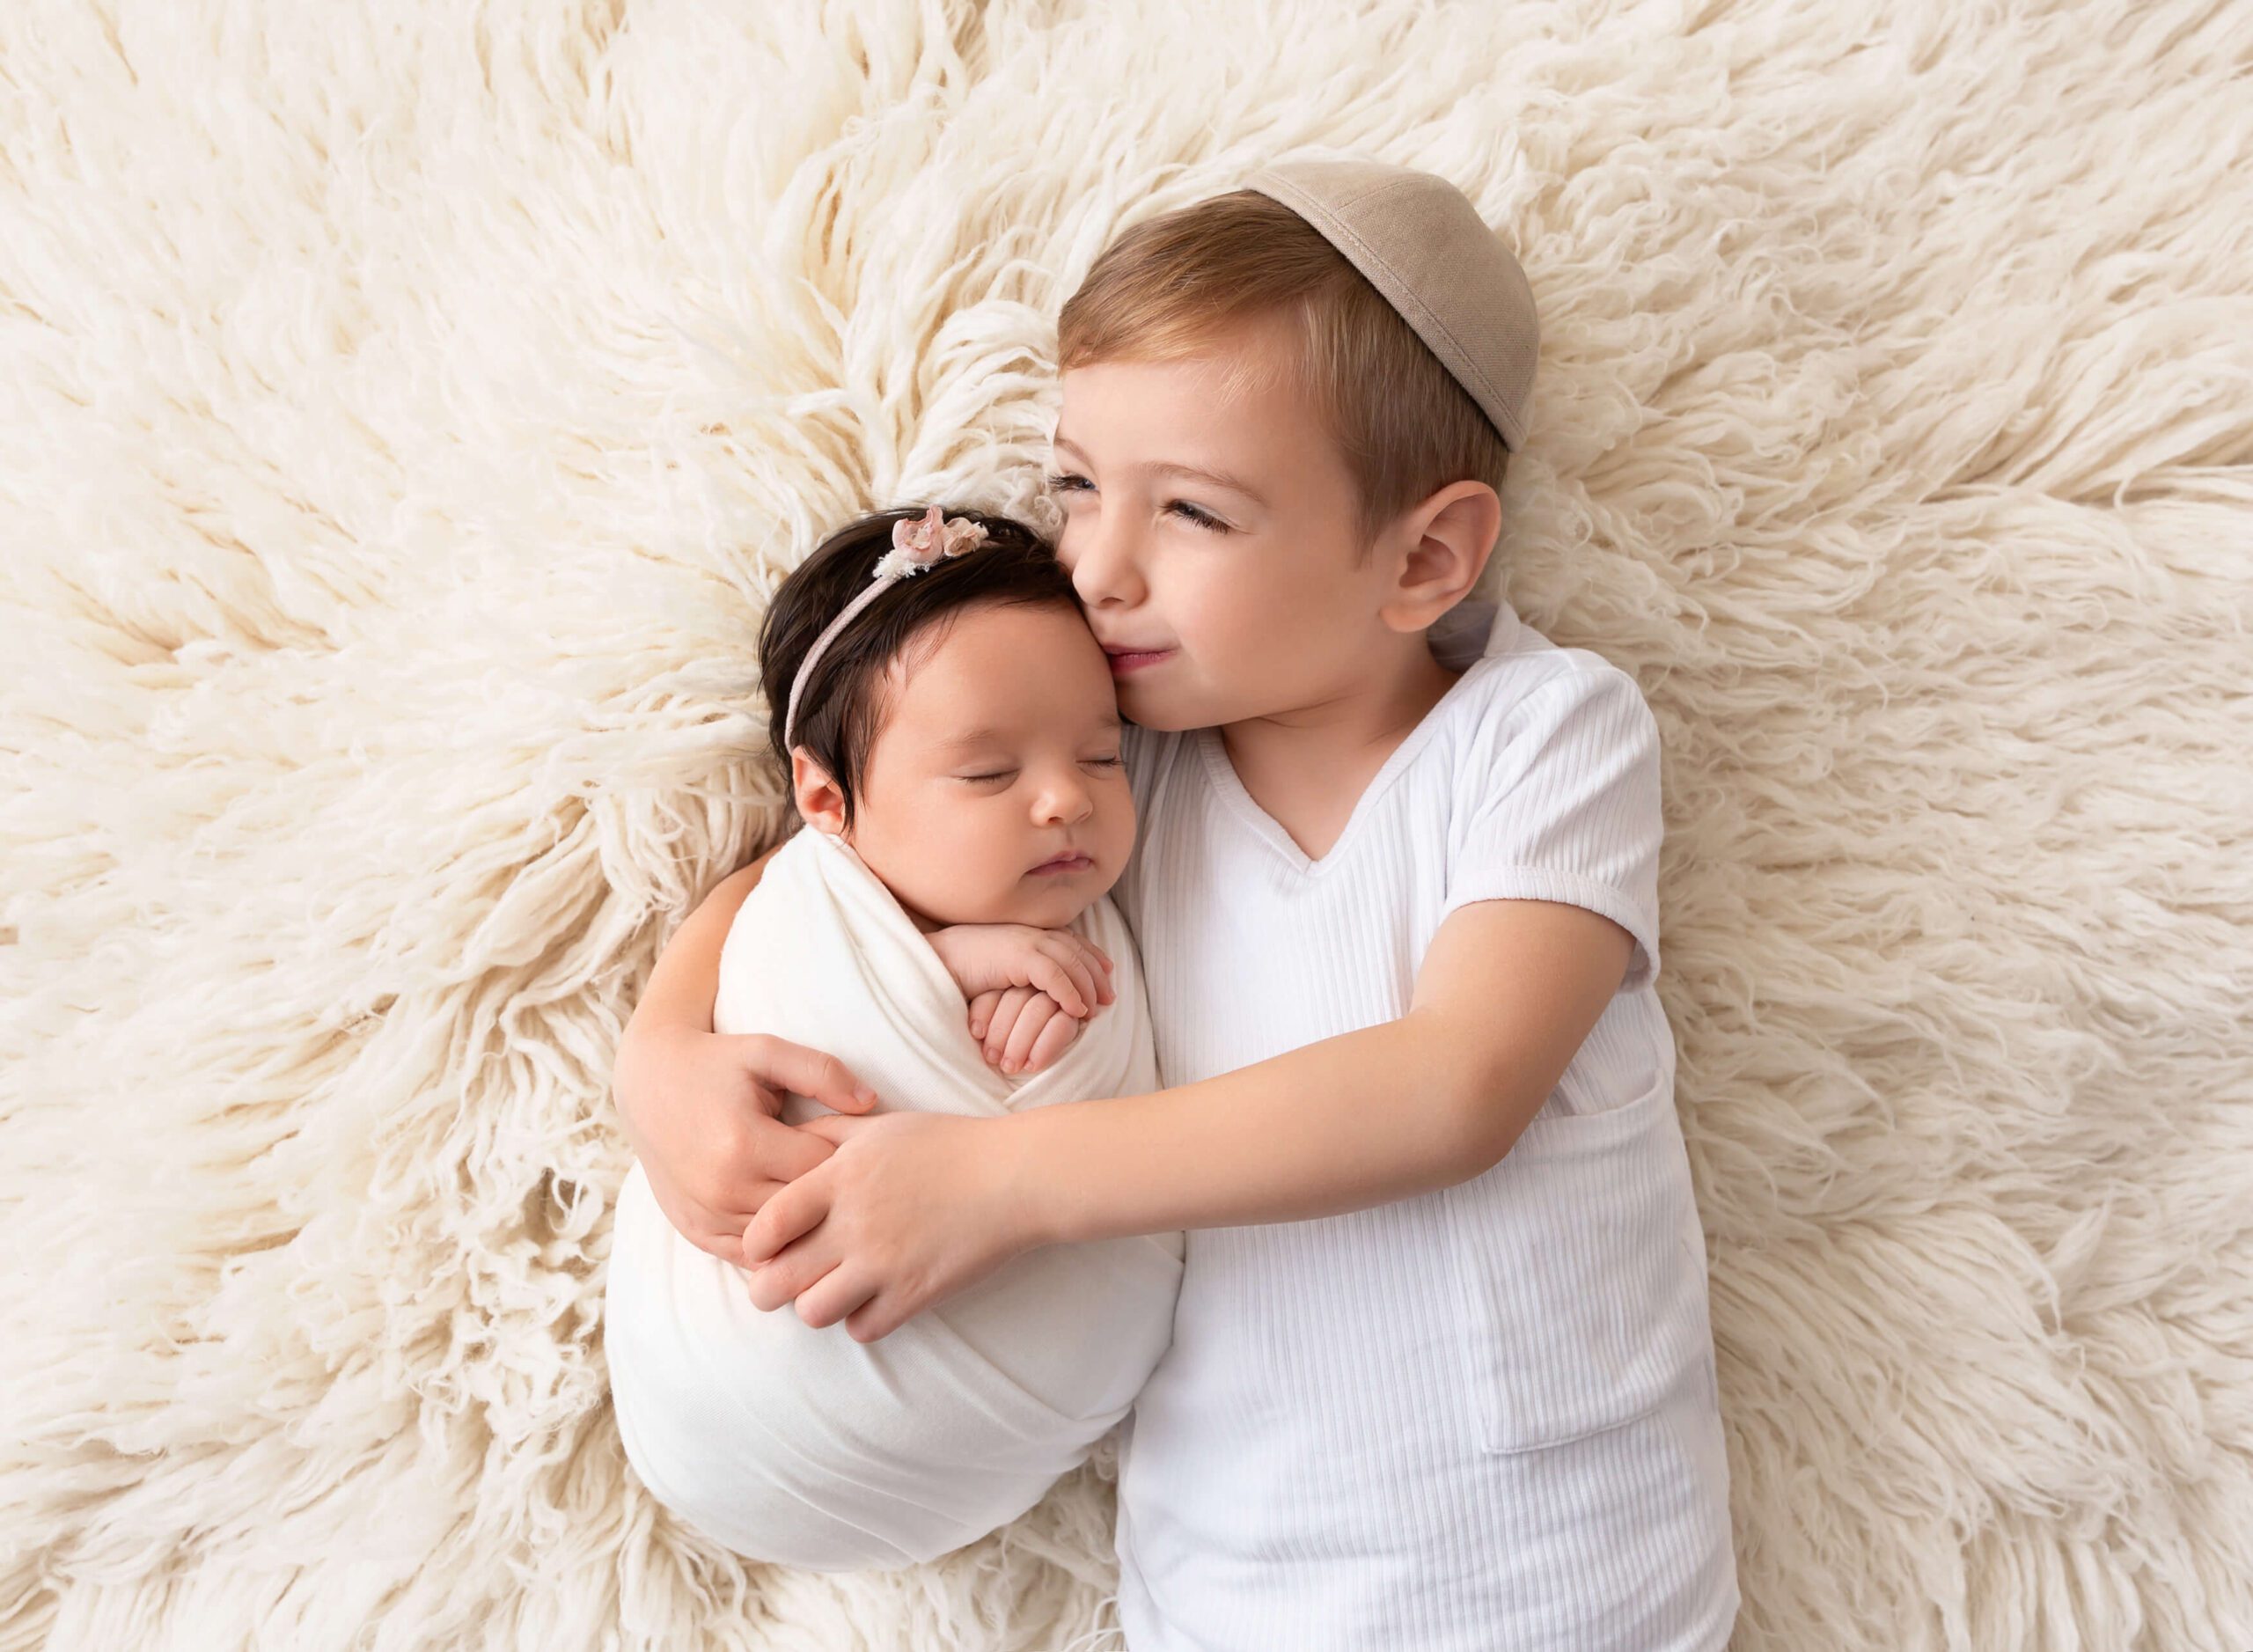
[880,615,1120,753]
[900,682,1120,752]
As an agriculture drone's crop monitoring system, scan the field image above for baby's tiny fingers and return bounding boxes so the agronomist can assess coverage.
[1072,938,1116,1002]
[1038,934,1102,1015]
[1002,996,1059,1073]
[1030,956,1089,1018]
[1025,1008,1080,1073]
[1064,941,1106,1010]
[985,986,1036,1065]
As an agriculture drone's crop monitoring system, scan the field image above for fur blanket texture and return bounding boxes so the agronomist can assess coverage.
[1,1,2247,1648]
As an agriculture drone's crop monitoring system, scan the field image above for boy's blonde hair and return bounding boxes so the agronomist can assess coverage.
[1056,188,1512,557]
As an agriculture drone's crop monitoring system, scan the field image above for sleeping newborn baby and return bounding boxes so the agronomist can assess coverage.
[605,506,1182,1571]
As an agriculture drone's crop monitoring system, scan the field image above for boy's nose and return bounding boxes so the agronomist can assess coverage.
[1065,520,1146,609]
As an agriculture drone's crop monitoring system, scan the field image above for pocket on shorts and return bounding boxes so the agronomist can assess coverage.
[1442,1078,1717,1454]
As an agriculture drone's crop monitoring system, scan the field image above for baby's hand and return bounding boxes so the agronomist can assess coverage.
[968,988,1087,1076]
[926,923,1115,1019]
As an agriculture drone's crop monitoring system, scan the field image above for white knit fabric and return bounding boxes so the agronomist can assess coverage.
[1102,597,1738,1650]
[604,826,1181,1571]
[11,7,2249,1646]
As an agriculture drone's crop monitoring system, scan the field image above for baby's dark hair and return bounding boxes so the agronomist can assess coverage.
[759,506,1081,831]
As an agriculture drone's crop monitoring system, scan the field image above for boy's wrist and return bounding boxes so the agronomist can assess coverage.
[992,1106,1075,1250]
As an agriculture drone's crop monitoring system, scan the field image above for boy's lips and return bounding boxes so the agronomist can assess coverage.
[1102,643,1176,676]
[1028,852,1093,876]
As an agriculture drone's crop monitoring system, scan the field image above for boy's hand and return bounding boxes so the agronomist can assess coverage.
[968,988,1088,1076]
[743,1109,1042,1342]
[613,1021,881,1269]
[925,923,1115,1018]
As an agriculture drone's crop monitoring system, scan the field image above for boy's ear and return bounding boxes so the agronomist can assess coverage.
[1378,480,1502,634]
[790,747,848,837]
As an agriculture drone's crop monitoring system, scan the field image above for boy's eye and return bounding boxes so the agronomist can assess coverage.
[1046,471,1227,534]
[960,769,1017,785]
[1167,500,1229,533]
[1084,755,1125,769]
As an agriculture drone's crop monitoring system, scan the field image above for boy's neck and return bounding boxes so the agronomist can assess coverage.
[1216,629,1463,811]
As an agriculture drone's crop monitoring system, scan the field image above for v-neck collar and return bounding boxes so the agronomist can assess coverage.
[1196,650,1500,877]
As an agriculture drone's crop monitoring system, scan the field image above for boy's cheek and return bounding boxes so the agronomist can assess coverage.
[1113,675,1204,733]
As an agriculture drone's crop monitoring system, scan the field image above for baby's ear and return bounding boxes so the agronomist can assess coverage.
[790,747,848,837]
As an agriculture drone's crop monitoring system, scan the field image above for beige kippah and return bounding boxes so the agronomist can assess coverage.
[1244,157,1539,452]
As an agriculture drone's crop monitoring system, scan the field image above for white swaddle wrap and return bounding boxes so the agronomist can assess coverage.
[605,826,1182,1571]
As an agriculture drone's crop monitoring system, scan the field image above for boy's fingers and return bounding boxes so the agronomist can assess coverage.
[795,1259,870,1333]
[742,1178,824,1266]
[745,1112,836,1183]
[794,1112,869,1148]
[843,1297,895,1344]
[649,1149,813,1269]
[738,1033,878,1113]
[646,1177,765,1267]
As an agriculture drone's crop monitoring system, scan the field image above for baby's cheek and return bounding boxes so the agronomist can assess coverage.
[901,806,1024,925]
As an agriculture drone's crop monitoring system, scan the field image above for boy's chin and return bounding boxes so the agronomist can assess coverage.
[1113,682,1212,734]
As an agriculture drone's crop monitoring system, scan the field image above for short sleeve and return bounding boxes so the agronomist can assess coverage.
[1442,666,1664,992]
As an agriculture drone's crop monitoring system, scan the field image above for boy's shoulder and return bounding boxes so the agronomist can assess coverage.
[1437,598,1655,742]
[1427,604,1662,854]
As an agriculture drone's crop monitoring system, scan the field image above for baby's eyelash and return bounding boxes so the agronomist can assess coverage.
[960,758,1120,783]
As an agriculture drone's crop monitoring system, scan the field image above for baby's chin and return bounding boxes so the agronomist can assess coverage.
[1001,885,1109,932]
[1002,865,1121,930]
[914,872,1115,934]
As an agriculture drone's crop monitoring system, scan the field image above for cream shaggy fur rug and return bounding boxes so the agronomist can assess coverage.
[3,1,2249,1648]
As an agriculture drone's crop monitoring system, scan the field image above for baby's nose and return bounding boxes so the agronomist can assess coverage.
[1036,775,1095,823]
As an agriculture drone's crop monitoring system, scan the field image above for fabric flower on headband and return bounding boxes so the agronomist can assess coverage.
[870,505,990,580]
[781,506,994,751]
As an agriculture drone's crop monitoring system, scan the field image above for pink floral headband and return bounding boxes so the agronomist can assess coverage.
[782,505,993,751]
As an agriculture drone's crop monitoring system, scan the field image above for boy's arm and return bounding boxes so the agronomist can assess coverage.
[1002,897,1637,1247]
[613,842,887,1266]
[620,849,772,1043]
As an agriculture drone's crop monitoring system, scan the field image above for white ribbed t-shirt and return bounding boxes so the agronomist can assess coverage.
[1103,596,1738,1651]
